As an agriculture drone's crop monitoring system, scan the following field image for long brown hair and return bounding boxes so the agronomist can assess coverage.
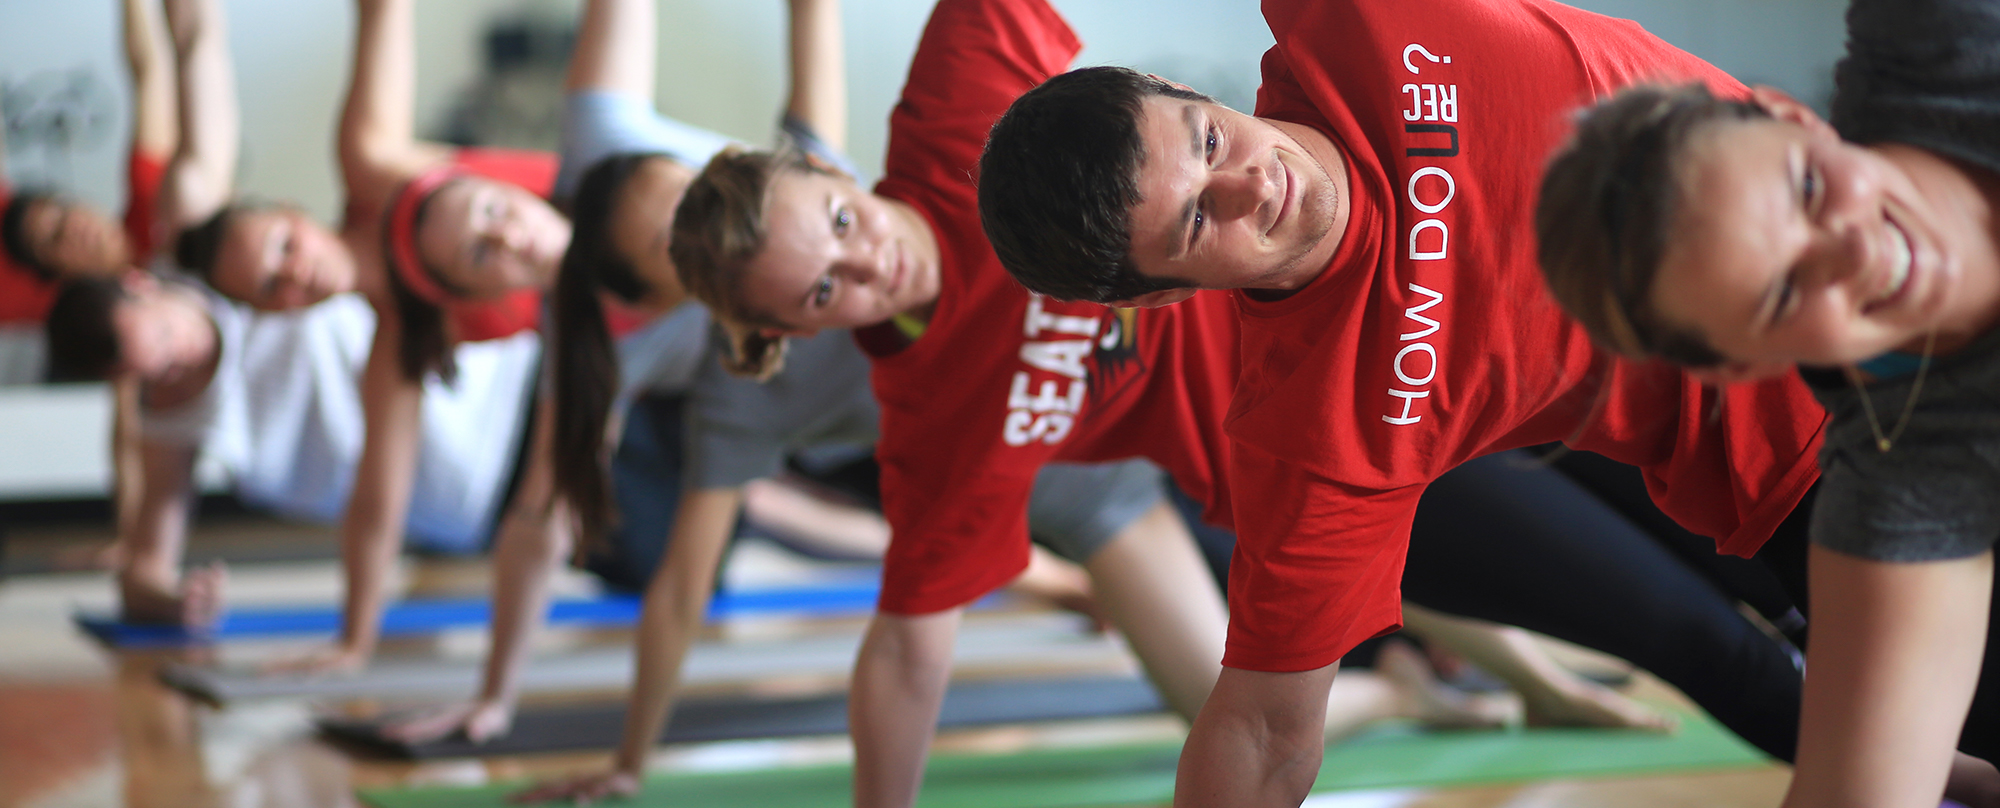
[1536,83,1767,368]
[382,178,470,384]
[547,153,661,545]
[669,146,842,379]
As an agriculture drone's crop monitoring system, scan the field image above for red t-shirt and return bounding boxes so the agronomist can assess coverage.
[0,180,51,324]
[0,150,168,324]
[124,149,167,262]
[1221,0,1830,672]
[866,0,1242,615]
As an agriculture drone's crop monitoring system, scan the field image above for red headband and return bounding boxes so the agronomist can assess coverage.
[386,166,466,307]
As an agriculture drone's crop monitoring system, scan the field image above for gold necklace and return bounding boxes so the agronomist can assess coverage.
[1847,330,1938,453]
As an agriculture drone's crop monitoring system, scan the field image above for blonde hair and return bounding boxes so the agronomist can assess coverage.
[671,145,845,379]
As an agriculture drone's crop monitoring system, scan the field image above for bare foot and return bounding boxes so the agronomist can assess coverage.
[1520,678,1676,732]
[1377,639,1514,730]
[119,562,227,629]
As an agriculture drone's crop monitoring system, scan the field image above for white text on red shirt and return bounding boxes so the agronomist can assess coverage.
[1385,41,1457,426]
[1004,295,1099,446]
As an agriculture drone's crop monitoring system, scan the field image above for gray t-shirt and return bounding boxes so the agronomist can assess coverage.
[685,328,877,489]
[1808,0,2000,561]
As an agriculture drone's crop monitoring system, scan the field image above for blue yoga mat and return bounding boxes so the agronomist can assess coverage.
[75,579,887,648]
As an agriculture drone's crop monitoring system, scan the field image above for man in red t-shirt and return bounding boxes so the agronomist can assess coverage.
[831,2,1248,804]
[981,0,1841,802]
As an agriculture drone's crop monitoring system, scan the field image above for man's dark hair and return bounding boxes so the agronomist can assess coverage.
[979,66,1208,303]
[44,276,128,382]
[2,192,59,280]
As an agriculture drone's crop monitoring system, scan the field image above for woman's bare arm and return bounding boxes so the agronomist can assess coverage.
[381,400,576,743]
[511,485,745,803]
[276,316,427,673]
[1783,545,1993,808]
[339,0,451,211]
[565,0,654,100]
[785,0,845,152]
[123,0,178,164]
[158,0,238,233]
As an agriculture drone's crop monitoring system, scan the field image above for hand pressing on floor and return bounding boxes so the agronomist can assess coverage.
[509,768,641,805]
[263,639,371,677]
[379,699,515,744]
[119,561,227,629]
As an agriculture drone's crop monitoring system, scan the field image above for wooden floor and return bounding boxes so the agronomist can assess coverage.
[0,518,1792,808]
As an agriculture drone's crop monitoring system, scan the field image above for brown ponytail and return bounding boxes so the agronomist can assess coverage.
[548,154,661,546]
[382,183,465,384]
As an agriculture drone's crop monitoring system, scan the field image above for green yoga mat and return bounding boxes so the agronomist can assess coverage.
[358,709,1767,808]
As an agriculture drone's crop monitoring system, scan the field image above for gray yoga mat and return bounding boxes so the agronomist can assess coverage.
[162,614,1125,705]
[319,674,1166,759]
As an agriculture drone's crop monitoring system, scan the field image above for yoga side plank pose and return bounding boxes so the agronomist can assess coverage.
[47,277,540,625]
[968,0,2000,803]
[665,1,1858,805]
[171,0,573,672]
[1536,0,2000,804]
[29,0,241,625]
[388,4,1515,799]
[0,0,199,317]
[373,0,1120,761]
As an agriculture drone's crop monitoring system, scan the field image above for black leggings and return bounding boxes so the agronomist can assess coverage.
[1398,449,1808,762]
[1167,448,1810,760]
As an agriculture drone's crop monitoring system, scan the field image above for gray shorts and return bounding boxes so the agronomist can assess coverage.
[1025,459,1167,564]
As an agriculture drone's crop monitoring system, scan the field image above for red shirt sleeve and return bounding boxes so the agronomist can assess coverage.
[1223,443,1424,671]
[867,0,1085,615]
[124,150,170,261]
[0,182,58,324]
[879,0,1081,195]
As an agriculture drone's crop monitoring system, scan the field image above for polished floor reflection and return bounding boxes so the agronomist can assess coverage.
[0,521,1791,808]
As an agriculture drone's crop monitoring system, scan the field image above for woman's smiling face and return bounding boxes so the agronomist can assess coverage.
[1651,91,2000,377]
[736,169,941,334]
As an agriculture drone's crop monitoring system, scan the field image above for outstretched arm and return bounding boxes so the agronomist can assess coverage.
[785,0,845,152]
[277,318,426,673]
[339,0,451,210]
[157,0,238,233]
[1176,664,1338,808]
[564,0,653,100]
[379,400,572,743]
[123,0,178,164]
[851,608,962,808]
[512,485,745,804]
[1782,546,1994,808]
[110,379,222,627]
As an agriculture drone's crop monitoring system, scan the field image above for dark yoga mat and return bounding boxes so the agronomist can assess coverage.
[160,613,1118,706]
[321,674,1165,759]
[357,705,1768,808]
[74,579,887,648]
